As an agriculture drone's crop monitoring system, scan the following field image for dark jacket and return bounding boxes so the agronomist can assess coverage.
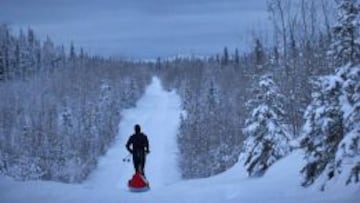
[126,133,149,154]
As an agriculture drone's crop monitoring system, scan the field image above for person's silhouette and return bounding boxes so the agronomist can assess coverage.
[126,124,150,176]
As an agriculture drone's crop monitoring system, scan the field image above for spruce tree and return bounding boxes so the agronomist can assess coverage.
[0,47,4,81]
[336,64,360,185]
[328,0,360,67]
[254,38,265,72]
[222,46,229,66]
[300,75,344,189]
[333,1,360,184]
[243,74,290,176]
[234,48,240,65]
[301,0,360,189]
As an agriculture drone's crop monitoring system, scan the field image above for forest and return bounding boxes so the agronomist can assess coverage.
[0,0,359,191]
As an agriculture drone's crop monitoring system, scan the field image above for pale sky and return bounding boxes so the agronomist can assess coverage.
[0,0,270,59]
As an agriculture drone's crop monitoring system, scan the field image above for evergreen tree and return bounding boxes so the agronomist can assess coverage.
[234,48,240,65]
[96,81,113,152]
[243,74,290,176]
[301,0,360,189]
[156,57,161,70]
[23,28,41,76]
[300,75,344,189]
[271,46,279,67]
[254,38,266,71]
[0,46,4,81]
[0,25,7,81]
[0,24,12,80]
[42,36,56,71]
[336,64,360,185]
[69,42,76,64]
[221,46,229,66]
[328,0,360,67]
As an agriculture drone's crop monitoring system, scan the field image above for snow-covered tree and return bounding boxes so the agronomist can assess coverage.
[69,42,76,63]
[336,64,360,185]
[0,39,4,81]
[328,0,360,67]
[234,48,240,65]
[121,77,138,108]
[301,0,360,189]
[96,80,114,152]
[334,3,360,177]
[221,46,229,66]
[243,74,291,177]
[254,38,266,72]
[42,36,57,71]
[301,64,360,189]
[300,75,344,189]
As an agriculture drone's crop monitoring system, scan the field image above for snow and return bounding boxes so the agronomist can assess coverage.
[0,77,359,203]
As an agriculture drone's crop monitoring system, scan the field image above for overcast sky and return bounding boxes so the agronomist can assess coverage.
[0,0,269,59]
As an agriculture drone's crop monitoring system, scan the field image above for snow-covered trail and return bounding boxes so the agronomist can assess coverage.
[0,77,182,203]
[0,77,359,203]
[83,76,181,200]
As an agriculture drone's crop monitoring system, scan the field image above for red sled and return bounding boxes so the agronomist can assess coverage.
[128,172,150,192]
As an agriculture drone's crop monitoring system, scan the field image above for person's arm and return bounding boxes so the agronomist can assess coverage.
[126,136,133,154]
[144,135,150,153]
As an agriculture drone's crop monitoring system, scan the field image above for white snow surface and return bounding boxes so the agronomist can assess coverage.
[0,77,359,203]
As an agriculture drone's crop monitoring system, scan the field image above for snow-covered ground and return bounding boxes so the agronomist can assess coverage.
[0,77,359,203]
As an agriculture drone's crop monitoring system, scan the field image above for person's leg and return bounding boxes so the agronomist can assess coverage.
[133,152,141,173]
[140,152,145,176]
[132,154,137,172]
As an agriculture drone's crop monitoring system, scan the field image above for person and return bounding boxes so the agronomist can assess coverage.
[126,124,150,176]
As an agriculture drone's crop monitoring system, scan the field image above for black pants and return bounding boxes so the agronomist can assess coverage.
[132,151,146,175]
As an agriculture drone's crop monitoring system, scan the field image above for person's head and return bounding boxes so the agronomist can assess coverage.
[134,124,141,133]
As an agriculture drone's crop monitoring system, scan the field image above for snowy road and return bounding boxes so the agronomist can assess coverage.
[0,77,359,203]
[84,76,182,201]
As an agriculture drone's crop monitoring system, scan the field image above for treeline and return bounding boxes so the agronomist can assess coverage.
[157,0,359,189]
[157,57,248,178]
[157,0,334,178]
[0,25,152,183]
